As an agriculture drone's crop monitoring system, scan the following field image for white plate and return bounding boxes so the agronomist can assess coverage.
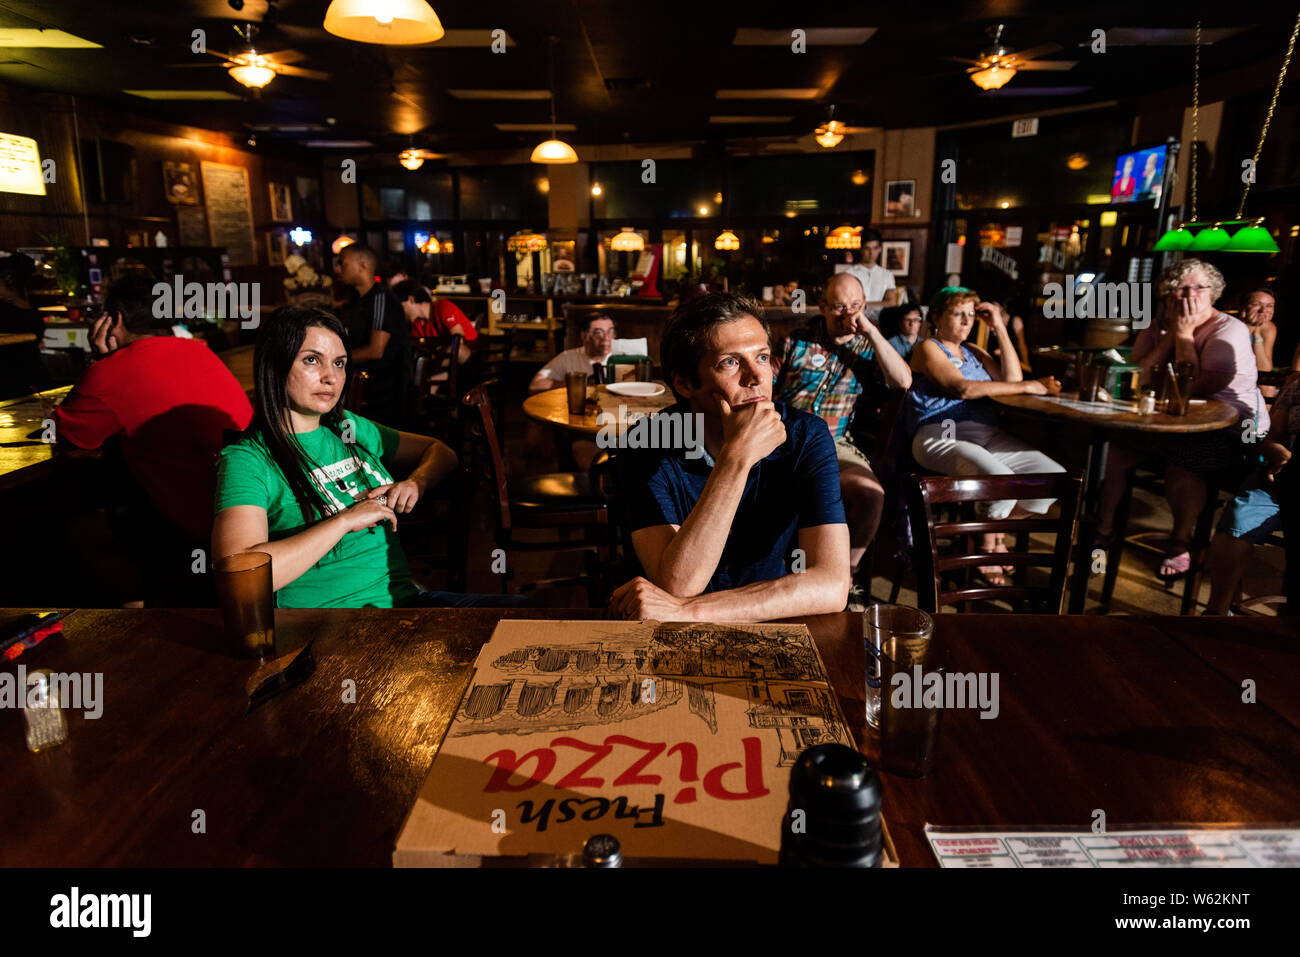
[605,382,665,397]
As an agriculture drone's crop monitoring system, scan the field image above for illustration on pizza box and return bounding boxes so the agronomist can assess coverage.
[395,619,854,866]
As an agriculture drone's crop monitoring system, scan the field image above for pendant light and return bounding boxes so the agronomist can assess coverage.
[507,231,548,253]
[969,64,1015,91]
[228,53,276,89]
[1151,224,1193,252]
[813,105,845,149]
[398,149,424,171]
[1223,218,1279,253]
[531,36,578,164]
[610,228,644,252]
[1187,223,1230,251]
[968,25,1017,91]
[714,230,740,251]
[323,0,445,45]
[1154,14,1296,254]
[825,226,861,250]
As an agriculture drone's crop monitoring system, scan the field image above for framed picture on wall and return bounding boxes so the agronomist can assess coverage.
[885,179,916,217]
[266,231,288,266]
[269,182,293,222]
[163,161,198,206]
[882,240,911,277]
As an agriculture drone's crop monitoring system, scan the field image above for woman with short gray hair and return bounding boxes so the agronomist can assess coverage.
[1095,258,1269,581]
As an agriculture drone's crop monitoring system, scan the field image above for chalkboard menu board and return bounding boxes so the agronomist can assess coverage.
[200,161,256,266]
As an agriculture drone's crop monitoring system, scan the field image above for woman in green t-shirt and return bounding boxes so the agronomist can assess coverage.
[213,307,525,608]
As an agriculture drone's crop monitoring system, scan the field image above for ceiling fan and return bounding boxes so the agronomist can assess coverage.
[170,21,330,90]
[946,23,1076,90]
[812,105,875,148]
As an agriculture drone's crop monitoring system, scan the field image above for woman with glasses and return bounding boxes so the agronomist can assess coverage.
[1095,259,1270,581]
[213,307,527,608]
[904,287,1065,585]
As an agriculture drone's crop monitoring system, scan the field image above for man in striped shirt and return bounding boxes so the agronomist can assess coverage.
[336,244,411,427]
[774,272,911,607]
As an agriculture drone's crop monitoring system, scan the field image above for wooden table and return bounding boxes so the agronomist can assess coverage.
[0,344,254,493]
[0,386,70,493]
[0,332,37,348]
[522,383,675,437]
[992,391,1239,613]
[1,608,1295,867]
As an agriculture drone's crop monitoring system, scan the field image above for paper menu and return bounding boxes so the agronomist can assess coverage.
[926,826,1300,868]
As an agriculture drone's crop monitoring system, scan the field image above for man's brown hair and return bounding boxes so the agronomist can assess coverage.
[660,292,769,395]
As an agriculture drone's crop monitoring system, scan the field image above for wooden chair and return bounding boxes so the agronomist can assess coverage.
[905,472,1083,614]
[1099,466,1229,616]
[412,335,463,450]
[462,381,614,604]
[344,370,369,415]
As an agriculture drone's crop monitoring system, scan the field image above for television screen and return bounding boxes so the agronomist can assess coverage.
[1111,145,1167,205]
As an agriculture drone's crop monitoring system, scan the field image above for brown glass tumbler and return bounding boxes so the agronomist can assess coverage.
[214,552,275,658]
[879,632,944,777]
[1078,359,1105,403]
[565,371,589,415]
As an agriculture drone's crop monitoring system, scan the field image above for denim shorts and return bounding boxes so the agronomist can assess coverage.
[1217,484,1283,544]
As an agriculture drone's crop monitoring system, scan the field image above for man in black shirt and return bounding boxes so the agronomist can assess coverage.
[334,244,410,427]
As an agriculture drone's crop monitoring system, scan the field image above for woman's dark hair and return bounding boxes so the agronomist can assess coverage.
[660,292,768,395]
[248,306,381,521]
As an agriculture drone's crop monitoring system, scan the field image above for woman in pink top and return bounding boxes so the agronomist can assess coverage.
[1096,259,1269,579]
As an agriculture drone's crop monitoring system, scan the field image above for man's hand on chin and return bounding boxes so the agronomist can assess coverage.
[609,576,696,621]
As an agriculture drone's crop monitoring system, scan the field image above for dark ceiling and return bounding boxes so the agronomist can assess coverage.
[0,0,1295,161]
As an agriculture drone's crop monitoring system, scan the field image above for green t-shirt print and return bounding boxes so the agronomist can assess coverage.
[214,411,419,609]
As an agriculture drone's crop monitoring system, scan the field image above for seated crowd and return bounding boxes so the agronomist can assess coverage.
[50,247,1295,617]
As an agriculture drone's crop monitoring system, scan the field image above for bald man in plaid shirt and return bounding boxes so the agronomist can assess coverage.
[774,272,911,607]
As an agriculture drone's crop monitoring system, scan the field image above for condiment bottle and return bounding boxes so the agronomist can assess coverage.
[780,743,882,867]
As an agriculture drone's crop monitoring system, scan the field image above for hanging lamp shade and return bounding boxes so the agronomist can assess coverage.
[398,149,424,171]
[714,230,740,251]
[331,234,356,255]
[530,138,578,164]
[1151,224,1194,252]
[323,0,445,45]
[813,121,845,149]
[1188,224,1231,251]
[970,64,1016,90]
[228,54,276,89]
[609,228,644,252]
[825,226,861,250]
[1222,220,1279,253]
[507,230,548,253]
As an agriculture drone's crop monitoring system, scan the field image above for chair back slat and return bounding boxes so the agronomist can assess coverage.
[461,380,512,531]
[933,518,1061,537]
[905,472,1082,614]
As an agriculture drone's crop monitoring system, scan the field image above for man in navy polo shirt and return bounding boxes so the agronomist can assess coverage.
[610,293,851,621]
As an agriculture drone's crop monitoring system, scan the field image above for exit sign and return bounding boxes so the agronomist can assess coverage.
[1011,118,1039,138]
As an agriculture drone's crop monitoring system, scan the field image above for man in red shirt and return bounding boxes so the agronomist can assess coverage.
[53,275,253,605]
[392,280,476,364]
